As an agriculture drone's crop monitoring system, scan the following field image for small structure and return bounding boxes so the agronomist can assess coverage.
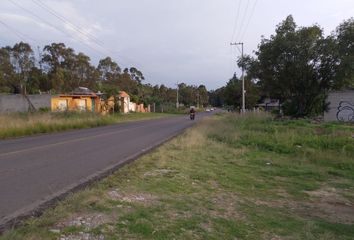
[129,102,137,112]
[118,91,150,113]
[137,103,146,112]
[51,87,101,113]
[118,91,131,113]
[100,95,115,115]
[257,98,281,112]
[324,90,354,122]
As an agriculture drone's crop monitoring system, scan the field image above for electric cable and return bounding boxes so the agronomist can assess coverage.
[231,0,242,42]
[0,19,39,44]
[233,0,250,42]
[31,0,150,74]
[31,0,105,46]
[239,0,258,42]
[8,0,116,60]
[7,0,154,80]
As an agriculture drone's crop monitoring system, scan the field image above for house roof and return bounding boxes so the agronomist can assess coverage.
[72,87,95,95]
[119,91,130,98]
[58,94,99,98]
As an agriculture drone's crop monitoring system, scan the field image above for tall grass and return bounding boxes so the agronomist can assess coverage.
[0,112,170,139]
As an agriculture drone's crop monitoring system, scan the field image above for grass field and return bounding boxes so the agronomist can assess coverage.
[0,112,172,139]
[1,113,353,239]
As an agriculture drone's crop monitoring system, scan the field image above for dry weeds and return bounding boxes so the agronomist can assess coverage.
[106,189,158,206]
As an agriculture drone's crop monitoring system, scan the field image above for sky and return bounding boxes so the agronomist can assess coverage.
[0,0,353,90]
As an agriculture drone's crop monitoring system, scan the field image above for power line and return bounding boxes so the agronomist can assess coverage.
[7,0,150,80]
[30,0,148,72]
[234,0,251,42]
[0,19,39,44]
[231,0,242,42]
[31,0,105,46]
[8,0,68,38]
[0,19,26,42]
[239,0,258,42]
[33,0,149,72]
[230,42,245,113]
[7,0,114,60]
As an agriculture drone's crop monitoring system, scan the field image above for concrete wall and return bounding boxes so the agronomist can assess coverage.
[324,90,354,122]
[0,94,51,113]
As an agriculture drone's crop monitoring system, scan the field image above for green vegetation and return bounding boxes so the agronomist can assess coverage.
[0,112,173,139]
[1,113,353,239]
[0,42,209,109]
[212,16,354,117]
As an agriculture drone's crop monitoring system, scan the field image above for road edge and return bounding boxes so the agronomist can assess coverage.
[0,120,197,233]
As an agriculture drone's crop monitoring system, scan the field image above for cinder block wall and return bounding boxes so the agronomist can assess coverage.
[324,90,354,122]
[0,94,51,113]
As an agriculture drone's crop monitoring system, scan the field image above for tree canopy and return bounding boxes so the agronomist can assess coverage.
[0,41,207,109]
[213,16,354,117]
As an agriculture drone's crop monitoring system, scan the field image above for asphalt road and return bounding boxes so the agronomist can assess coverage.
[0,112,212,230]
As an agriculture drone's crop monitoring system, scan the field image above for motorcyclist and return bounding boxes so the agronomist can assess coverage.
[189,107,196,120]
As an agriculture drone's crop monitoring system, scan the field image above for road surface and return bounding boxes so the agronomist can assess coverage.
[0,112,211,230]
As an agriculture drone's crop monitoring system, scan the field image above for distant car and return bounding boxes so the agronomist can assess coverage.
[206,108,210,112]
[210,108,214,111]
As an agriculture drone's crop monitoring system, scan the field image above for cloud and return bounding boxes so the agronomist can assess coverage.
[0,12,52,30]
[1,0,353,90]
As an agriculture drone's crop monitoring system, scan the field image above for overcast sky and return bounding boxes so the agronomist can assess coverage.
[0,0,353,90]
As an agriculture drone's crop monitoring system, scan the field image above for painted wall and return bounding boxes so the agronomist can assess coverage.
[100,97,115,115]
[324,90,354,122]
[119,96,130,113]
[51,96,101,113]
[0,94,51,113]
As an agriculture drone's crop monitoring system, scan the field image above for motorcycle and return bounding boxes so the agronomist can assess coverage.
[190,112,195,120]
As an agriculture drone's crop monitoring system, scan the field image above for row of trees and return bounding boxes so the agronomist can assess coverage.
[208,73,260,110]
[213,16,353,117]
[0,42,208,108]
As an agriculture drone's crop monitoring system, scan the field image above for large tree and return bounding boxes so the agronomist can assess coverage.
[252,16,330,116]
[11,42,35,93]
[333,18,354,89]
[41,43,98,92]
[224,74,242,108]
[41,43,73,92]
[208,87,225,107]
[0,47,15,93]
[97,57,121,83]
[197,85,209,107]
[72,52,94,88]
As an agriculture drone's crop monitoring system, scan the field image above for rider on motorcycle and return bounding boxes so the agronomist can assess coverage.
[189,107,196,120]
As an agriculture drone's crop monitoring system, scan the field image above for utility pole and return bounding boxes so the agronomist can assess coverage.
[197,92,200,109]
[176,81,179,109]
[196,91,199,109]
[37,46,43,71]
[230,42,245,113]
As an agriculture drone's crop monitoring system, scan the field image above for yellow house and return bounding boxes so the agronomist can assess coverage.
[51,94,101,113]
[51,87,117,114]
